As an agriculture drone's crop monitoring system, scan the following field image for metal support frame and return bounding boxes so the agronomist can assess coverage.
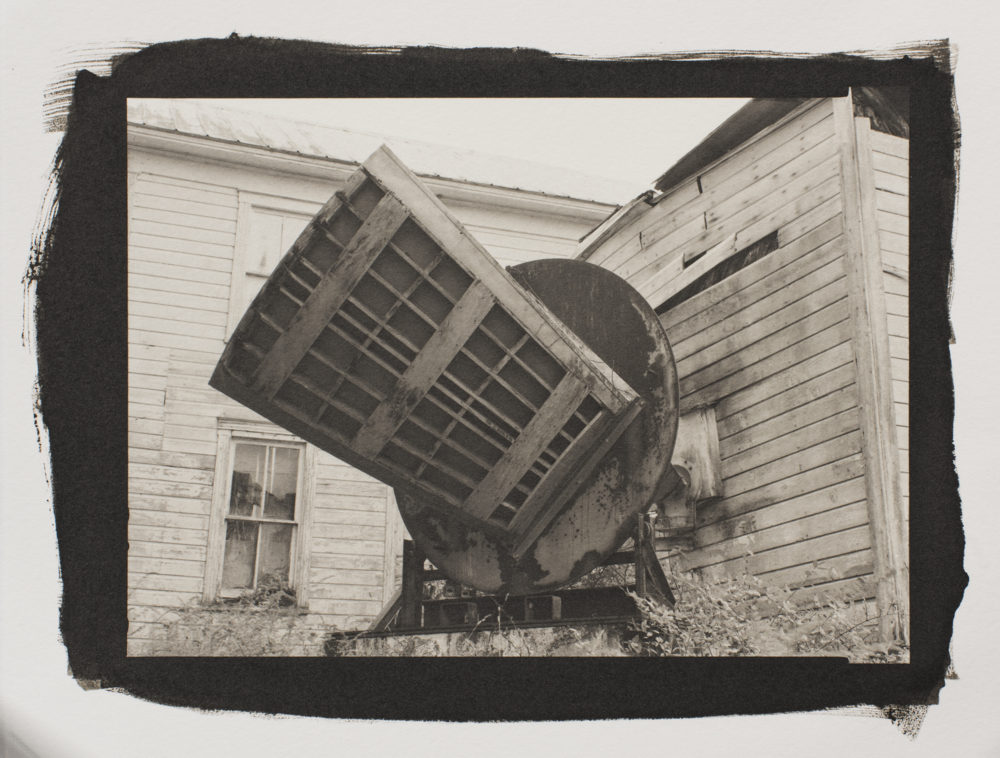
[389,517,674,632]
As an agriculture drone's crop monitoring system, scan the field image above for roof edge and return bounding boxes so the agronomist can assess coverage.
[653,99,809,193]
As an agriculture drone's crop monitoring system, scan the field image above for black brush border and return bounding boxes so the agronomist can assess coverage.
[31,37,963,720]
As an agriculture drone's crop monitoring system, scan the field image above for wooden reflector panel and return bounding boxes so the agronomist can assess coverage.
[212,145,642,550]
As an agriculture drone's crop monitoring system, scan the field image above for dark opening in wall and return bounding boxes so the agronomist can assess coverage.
[655,230,780,315]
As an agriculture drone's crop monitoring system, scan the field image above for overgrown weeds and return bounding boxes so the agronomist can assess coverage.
[625,571,908,662]
[148,574,323,656]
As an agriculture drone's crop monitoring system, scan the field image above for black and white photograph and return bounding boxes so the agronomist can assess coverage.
[4,16,990,755]
[125,92,911,660]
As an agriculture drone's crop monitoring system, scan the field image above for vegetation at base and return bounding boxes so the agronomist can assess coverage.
[147,573,323,656]
[327,570,908,661]
[144,567,906,660]
[624,571,908,662]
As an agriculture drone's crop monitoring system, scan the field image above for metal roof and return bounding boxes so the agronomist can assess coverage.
[127,99,636,205]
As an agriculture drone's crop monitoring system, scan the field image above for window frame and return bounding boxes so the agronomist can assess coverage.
[204,419,316,607]
[227,190,325,338]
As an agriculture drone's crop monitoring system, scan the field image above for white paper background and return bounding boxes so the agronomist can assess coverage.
[2,2,998,755]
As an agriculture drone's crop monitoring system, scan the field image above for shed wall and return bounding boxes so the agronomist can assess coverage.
[581,99,880,601]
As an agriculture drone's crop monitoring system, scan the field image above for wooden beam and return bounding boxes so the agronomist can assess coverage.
[509,397,645,558]
[506,411,613,535]
[201,428,232,603]
[249,191,409,399]
[462,372,590,520]
[399,539,425,629]
[351,279,496,457]
[362,145,637,414]
[634,516,648,598]
[834,93,909,644]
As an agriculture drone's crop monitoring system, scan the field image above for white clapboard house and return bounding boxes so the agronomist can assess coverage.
[126,99,631,654]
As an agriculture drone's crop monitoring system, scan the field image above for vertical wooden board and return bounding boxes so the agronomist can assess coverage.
[835,104,908,642]
[382,490,404,604]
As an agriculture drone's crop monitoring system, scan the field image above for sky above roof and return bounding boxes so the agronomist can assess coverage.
[178,98,749,201]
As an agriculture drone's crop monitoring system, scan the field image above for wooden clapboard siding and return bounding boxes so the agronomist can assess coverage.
[871,128,910,559]
[127,123,624,652]
[580,99,833,269]
[630,141,840,295]
[682,502,870,573]
[309,452,392,612]
[575,97,878,600]
[692,525,871,586]
[761,550,874,594]
[462,222,579,267]
[583,102,838,303]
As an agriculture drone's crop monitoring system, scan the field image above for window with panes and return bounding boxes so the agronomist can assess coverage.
[219,439,304,594]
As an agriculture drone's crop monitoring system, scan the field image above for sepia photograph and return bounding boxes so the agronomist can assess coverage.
[4,2,991,748]
[125,91,911,661]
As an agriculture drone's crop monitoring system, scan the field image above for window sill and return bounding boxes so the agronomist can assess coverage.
[200,601,311,616]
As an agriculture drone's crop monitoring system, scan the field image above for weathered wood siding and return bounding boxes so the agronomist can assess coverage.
[871,129,909,522]
[127,144,608,654]
[581,99,877,601]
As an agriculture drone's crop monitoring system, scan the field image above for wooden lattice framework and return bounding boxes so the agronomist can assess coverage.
[211,146,643,557]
